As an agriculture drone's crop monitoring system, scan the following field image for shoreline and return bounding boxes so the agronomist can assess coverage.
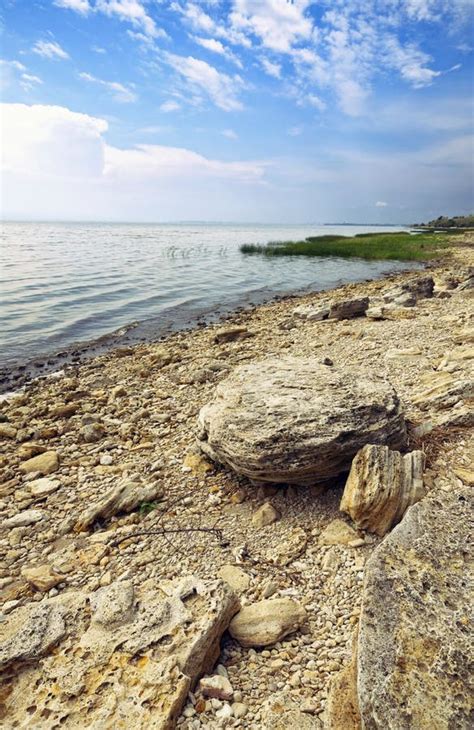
[0,235,472,728]
[0,258,425,395]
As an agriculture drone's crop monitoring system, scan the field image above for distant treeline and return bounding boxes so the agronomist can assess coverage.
[415,214,474,229]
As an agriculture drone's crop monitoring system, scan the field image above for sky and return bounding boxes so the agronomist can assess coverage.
[1,0,473,223]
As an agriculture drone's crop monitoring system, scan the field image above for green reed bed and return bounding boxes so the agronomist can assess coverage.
[240,231,450,262]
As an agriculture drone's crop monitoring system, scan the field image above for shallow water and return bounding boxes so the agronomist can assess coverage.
[0,222,413,368]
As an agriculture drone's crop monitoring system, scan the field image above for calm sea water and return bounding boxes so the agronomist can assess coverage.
[0,222,412,369]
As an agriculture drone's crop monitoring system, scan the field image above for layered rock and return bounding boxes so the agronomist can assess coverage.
[340,444,425,536]
[74,479,163,532]
[197,358,407,486]
[357,488,473,729]
[0,577,239,729]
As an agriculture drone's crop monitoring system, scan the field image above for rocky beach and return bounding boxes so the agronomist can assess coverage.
[0,234,472,729]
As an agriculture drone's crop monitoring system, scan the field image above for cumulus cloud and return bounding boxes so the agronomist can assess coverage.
[1,103,267,220]
[165,53,245,111]
[1,60,43,92]
[160,100,180,112]
[78,72,137,102]
[193,37,243,67]
[230,0,313,53]
[55,0,167,39]
[54,0,91,14]
[260,57,281,78]
[32,40,70,60]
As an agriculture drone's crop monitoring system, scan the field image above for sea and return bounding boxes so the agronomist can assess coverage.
[0,222,415,372]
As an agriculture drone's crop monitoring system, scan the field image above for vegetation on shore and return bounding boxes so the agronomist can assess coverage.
[240,231,450,262]
[414,214,474,230]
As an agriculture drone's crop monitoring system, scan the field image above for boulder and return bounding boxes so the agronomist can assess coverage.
[293,304,330,321]
[328,296,369,320]
[357,488,473,729]
[74,480,163,531]
[326,652,361,730]
[340,445,425,536]
[229,598,306,647]
[197,358,407,486]
[384,275,434,305]
[0,577,239,729]
[19,450,59,475]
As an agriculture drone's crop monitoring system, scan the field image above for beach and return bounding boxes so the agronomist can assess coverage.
[0,234,472,728]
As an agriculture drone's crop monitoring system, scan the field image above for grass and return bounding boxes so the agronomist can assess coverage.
[240,231,451,262]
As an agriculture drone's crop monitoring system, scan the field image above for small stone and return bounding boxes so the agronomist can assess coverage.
[100,454,113,466]
[318,519,359,546]
[29,478,60,497]
[183,452,214,475]
[218,565,250,593]
[229,598,307,648]
[80,423,106,443]
[213,326,253,344]
[232,702,248,719]
[19,451,59,475]
[252,502,280,528]
[21,565,62,592]
[199,675,234,701]
[0,423,17,439]
[3,509,45,528]
[112,385,127,398]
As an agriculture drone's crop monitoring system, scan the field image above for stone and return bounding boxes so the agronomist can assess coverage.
[385,347,422,361]
[229,598,307,647]
[261,694,323,729]
[197,358,407,486]
[21,564,63,592]
[213,326,253,344]
[252,501,280,527]
[453,467,474,486]
[80,422,106,443]
[318,519,360,545]
[0,600,68,670]
[384,275,434,304]
[357,488,473,730]
[340,445,425,536]
[217,565,250,593]
[0,423,17,439]
[328,297,369,320]
[199,675,234,700]
[232,702,248,719]
[74,480,163,531]
[0,577,239,729]
[453,327,474,345]
[326,653,361,730]
[293,304,330,321]
[29,477,60,497]
[269,527,307,565]
[412,376,474,410]
[183,452,214,475]
[19,450,59,475]
[3,509,45,528]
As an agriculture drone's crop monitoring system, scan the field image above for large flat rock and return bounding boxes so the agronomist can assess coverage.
[197,358,407,486]
[357,488,473,729]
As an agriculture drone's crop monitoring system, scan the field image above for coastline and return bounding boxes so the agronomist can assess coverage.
[0,234,472,728]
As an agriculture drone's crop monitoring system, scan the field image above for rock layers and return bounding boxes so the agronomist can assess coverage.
[340,444,425,536]
[197,358,407,486]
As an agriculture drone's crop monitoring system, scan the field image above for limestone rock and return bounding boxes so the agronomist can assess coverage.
[217,565,250,593]
[0,423,17,439]
[328,296,369,320]
[262,693,323,729]
[197,358,407,486]
[19,450,59,475]
[326,653,361,730]
[0,577,239,729]
[318,519,360,545]
[80,422,106,443]
[0,600,68,670]
[340,445,425,536]
[199,674,233,700]
[21,564,63,592]
[357,488,473,730]
[293,304,330,321]
[384,275,434,304]
[252,502,280,527]
[74,480,163,531]
[3,509,45,528]
[412,375,474,410]
[269,527,307,565]
[183,452,214,475]
[229,598,307,647]
[29,477,60,497]
[213,326,253,344]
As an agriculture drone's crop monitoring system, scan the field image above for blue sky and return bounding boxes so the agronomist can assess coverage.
[1,0,473,222]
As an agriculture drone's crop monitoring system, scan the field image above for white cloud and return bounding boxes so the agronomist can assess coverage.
[79,71,137,102]
[288,125,303,136]
[165,53,244,111]
[384,37,440,87]
[230,0,313,53]
[54,0,91,14]
[96,0,163,38]
[222,128,238,139]
[0,60,43,92]
[375,200,388,207]
[193,37,243,67]
[1,103,267,220]
[160,100,180,112]
[32,40,70,60]
[260,57,281,78]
